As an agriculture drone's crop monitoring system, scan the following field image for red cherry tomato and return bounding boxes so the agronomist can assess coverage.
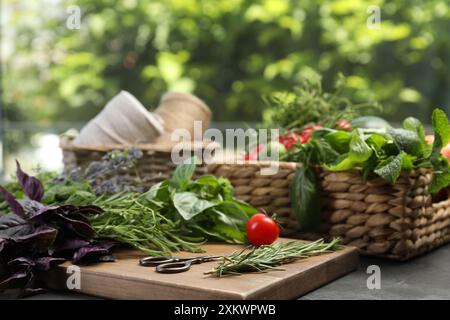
[336,119,352,131]
[279,132,305,150]
[301,124,323,142]
[246,213,280,246]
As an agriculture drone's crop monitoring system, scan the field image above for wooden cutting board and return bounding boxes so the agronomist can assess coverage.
[44,239,359,300]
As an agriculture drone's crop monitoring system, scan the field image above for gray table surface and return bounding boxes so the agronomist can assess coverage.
[2,245,450,300]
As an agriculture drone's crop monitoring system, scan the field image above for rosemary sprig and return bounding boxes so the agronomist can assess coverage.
[66,191,206,256]
[205,238,341,277]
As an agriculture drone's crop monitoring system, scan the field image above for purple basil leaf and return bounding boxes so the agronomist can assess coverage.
[0,238,6,253]
[0,186,25,218]
[18,199,47,220]
[0,221,58,253]
[0,269,29,291]
[22,286,46,297]
[75,205,104,215]
[56,214,95,238]
[21,272,46,298]
[15,161,45,202]
[35,256,66,271]
[8,257,35,268]
[0,214,27,231]
[72,242,115,264]
[48,238,90,255]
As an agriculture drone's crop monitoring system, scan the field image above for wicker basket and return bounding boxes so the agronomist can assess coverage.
[209,162,450,260]
[318,168,450,260]
[207,161,301,236]
[60,134,215,188]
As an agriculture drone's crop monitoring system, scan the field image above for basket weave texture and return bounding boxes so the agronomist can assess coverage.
[60,136,209,187]
[207,161,301,234]
[318,168,450,260]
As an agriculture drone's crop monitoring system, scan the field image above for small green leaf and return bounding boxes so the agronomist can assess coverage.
[432,108,450,159]
[170,157,199,190]
[374,153,404,183]
[429,157,450,194]
[388,128,423,156]
[173,192,216,220]
[145,181,170,201]
[290,167,321,231]
[324,130,351,154]
[326,130,372,171]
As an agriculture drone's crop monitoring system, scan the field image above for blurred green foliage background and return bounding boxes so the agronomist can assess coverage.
[3,0,450,125]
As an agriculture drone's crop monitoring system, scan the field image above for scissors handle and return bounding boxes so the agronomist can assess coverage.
[155,256,222,274]
[156,261,192,273]
[139,256,177,267]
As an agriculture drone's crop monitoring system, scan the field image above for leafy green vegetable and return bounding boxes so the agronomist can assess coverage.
[170,157,198,190]
[173,192,216,220]
[290,167,321,230]
[431,108,450,159]
[287,108,450,231]
[388,128,423,156]
[374,152,405,183]
[267,72,381,130]
[326,130,372,171]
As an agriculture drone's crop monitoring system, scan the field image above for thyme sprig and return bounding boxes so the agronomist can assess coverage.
[206,238,341,277]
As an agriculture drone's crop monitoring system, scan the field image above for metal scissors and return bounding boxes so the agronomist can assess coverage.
[139,255,222,274]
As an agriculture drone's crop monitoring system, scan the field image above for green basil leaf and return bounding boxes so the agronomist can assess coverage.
[145,181,170,202]
[403,117,428,156]
[170,157,199,190]
[326,130,372,171]
[374,153,404,183]
[387,128,423,156]
[366,133,388,154]
[290,167,321,231]
[430,157,450,194]
[432,108,450,159]
[173,192,216,220]
[324,131,351,154]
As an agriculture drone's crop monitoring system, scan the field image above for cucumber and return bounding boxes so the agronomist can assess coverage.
[351,116,391,129]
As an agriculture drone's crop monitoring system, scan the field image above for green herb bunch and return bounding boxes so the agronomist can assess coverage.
[266,72,380,130]
[206,238,341,277]
[289,108,450,230]
[17,158,258,256]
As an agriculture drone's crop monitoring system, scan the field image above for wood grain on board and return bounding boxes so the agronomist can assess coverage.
[44,239,359,300]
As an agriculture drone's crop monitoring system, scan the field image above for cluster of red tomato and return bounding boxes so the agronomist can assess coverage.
[244,120,354,160]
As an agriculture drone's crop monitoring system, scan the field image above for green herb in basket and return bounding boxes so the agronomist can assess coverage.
[205,238,341,277]
[289,108,450,231]
[266,72,380,130]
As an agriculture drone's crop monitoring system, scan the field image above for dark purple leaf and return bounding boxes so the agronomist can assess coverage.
[21,272,46,297]
[16,161,45,202]
[72,242,115,264]
[0,269,29,291]
[75,205,104,215]
[8,257,35,268]
[48,238,90,255]
[0,221,58,253]
[56,214,95,238]
[0,186,25,218]
[35,256,66,271]
[0,238,6,253]
[21,202,58,221]
[0,214,26,230]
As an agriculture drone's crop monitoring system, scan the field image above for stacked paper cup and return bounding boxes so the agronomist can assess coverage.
[73,91,211,146]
